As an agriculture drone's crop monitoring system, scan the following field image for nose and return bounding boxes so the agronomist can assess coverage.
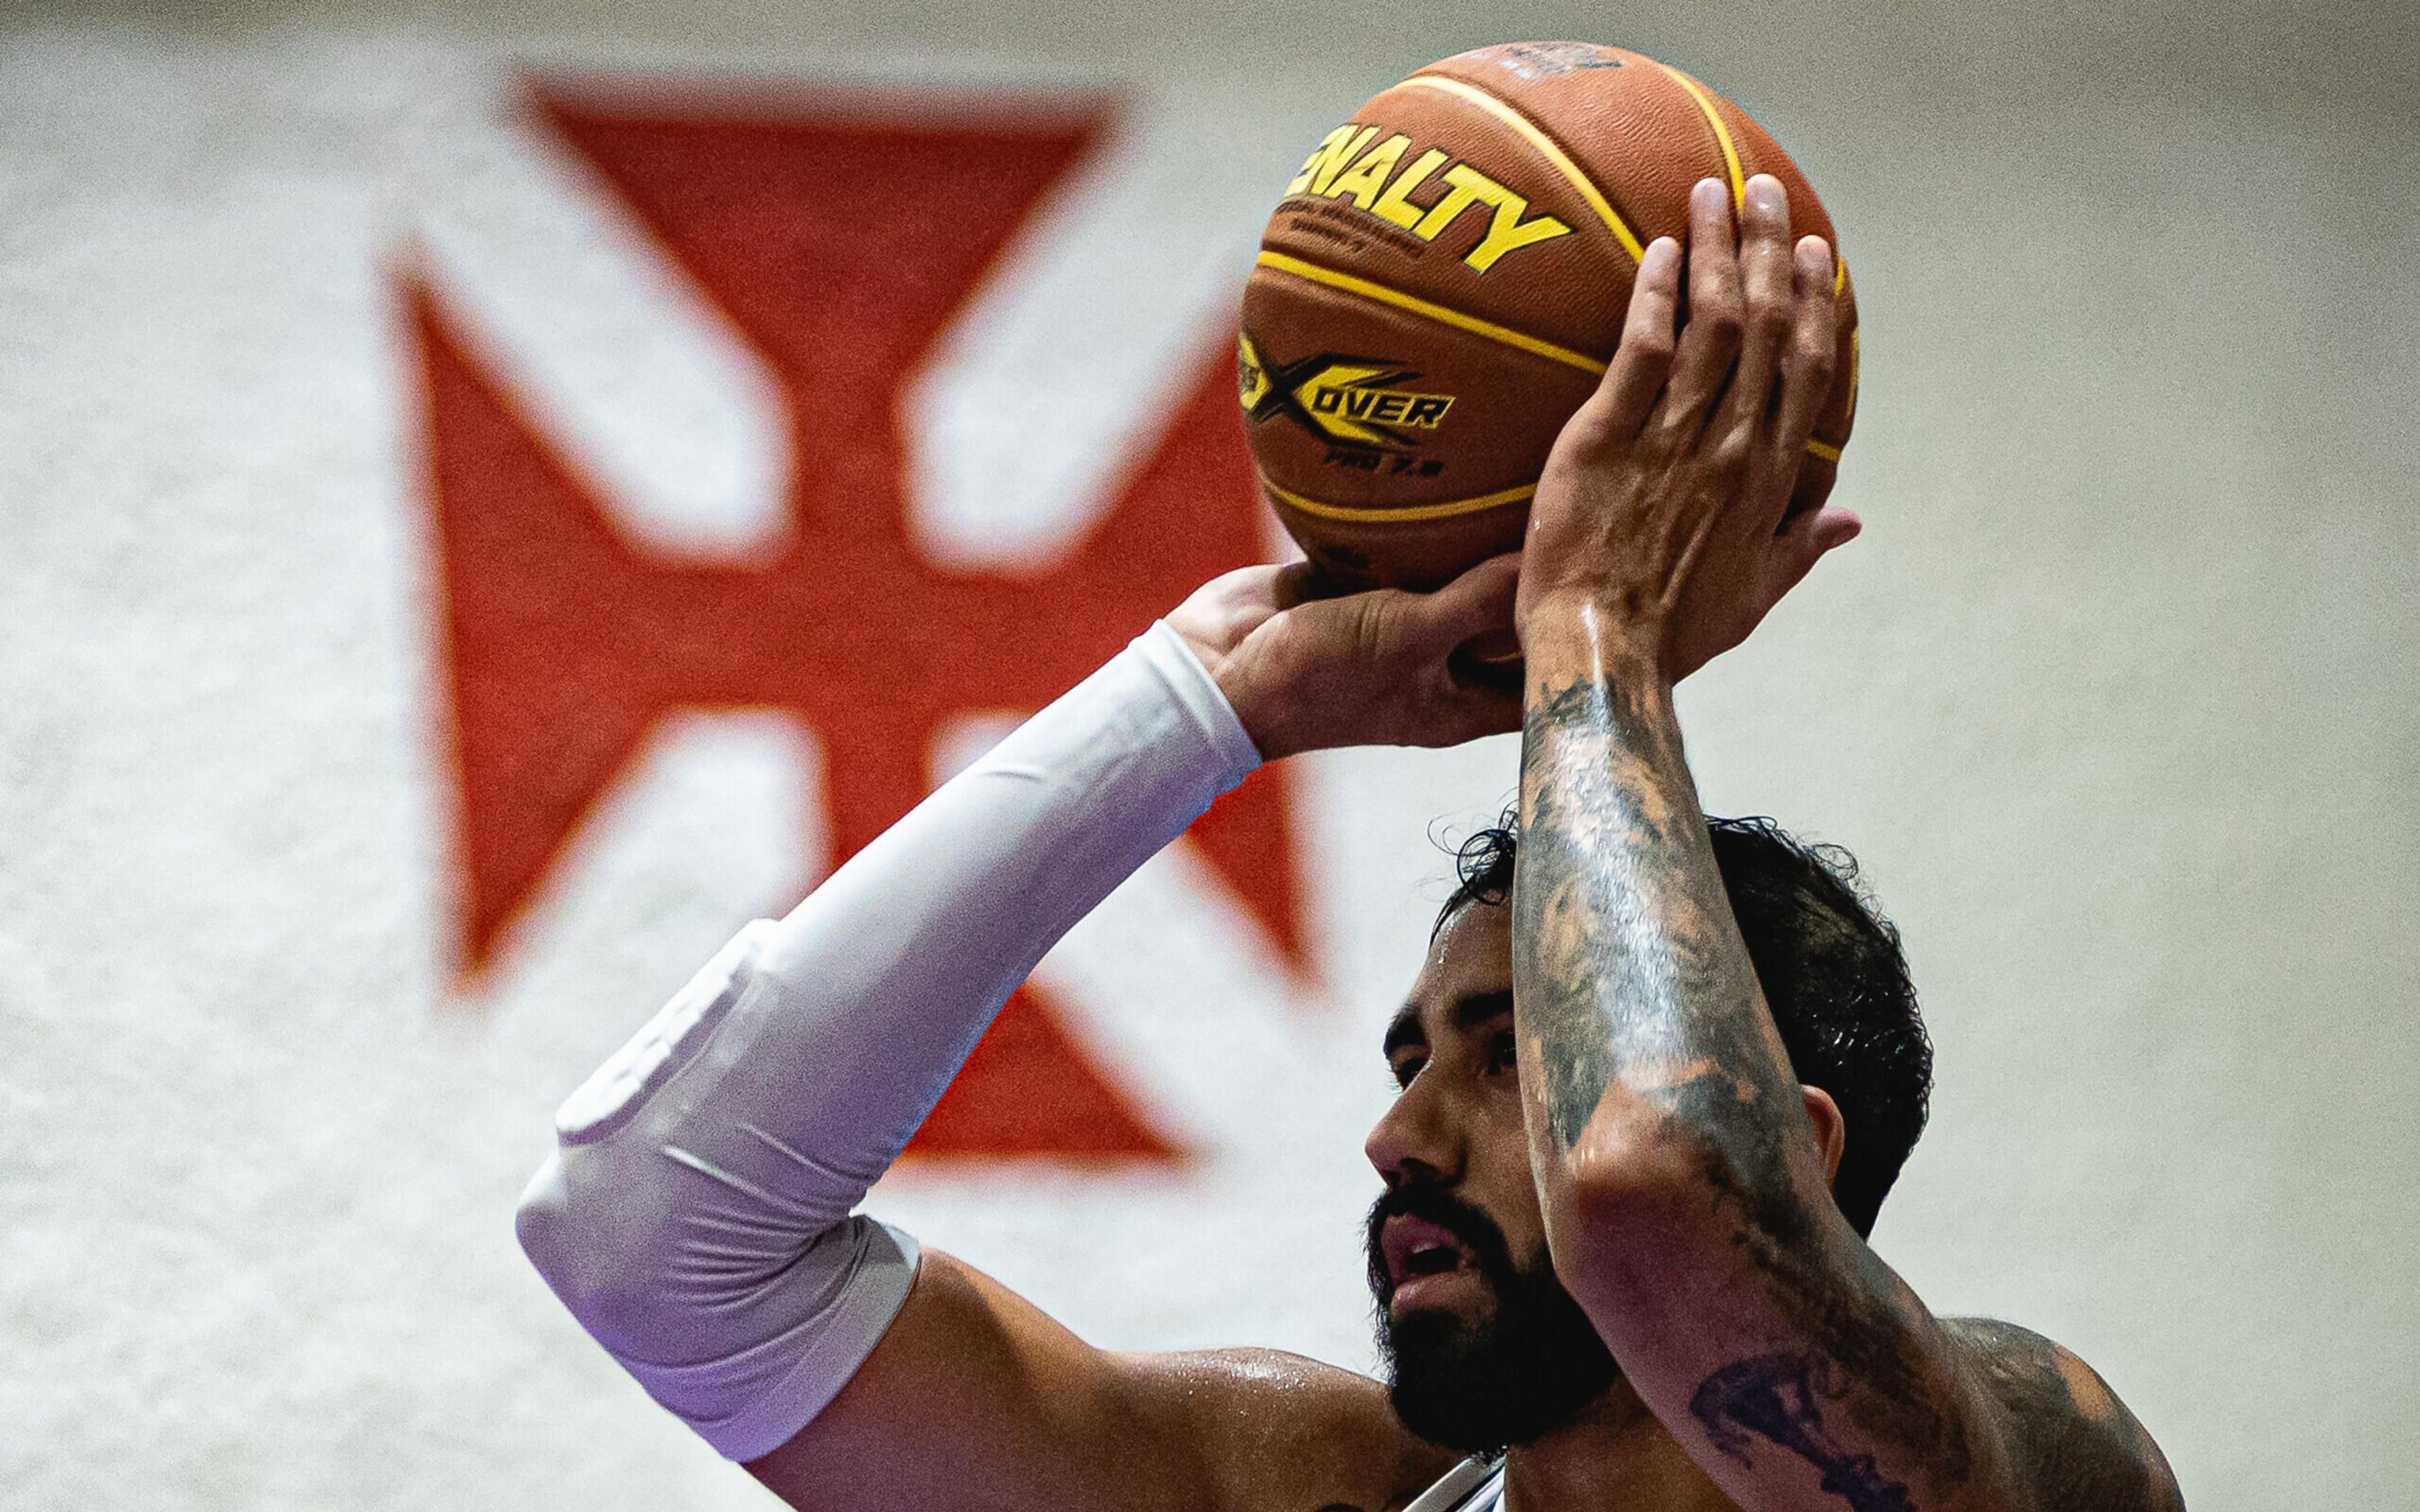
[1364,1069,1465,1190]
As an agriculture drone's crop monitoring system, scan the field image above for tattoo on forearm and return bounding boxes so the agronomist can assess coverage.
[1513,669,1975,1499]
[1512,667,2181,1512]
[1513,675,1795,1163]
[1691,1354,1916,1512]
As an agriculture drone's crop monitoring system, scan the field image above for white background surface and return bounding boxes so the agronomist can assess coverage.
[3,1,2414,1506]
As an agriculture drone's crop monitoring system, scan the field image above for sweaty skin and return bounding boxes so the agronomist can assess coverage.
[738,176,2179,1512]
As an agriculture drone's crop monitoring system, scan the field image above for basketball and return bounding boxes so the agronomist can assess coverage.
[1239,40,1860,594]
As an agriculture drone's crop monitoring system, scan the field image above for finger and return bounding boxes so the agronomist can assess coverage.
[1403,551,1522,656]
[1705,175,1797,468]
[1269,556,1355,610]
[1778,236,1842,435]
[1791,504,1863,554]
[1432,554,1528,699]
[1429,682,1527,743]
[1761,505,1862,604]
[1740,236,1840,530]
[1582,236,1681,442]
[1654,178,1745,439]
[1772,501,1862,566]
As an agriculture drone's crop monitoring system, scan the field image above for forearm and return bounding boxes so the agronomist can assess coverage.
[1512,612,2006,1511]
[516,622,1259,1460]
[635,619,1260,1195]
[1495,178,2040,1509]
[1510,607,1812,1196]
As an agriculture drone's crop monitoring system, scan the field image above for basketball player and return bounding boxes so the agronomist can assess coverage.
[518,176,2182,1511]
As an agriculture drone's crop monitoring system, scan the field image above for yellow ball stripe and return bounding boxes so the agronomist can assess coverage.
[1657,61,1854,304]
[1255,239,1848,471]
[1659,66,1746,211]
[1253,250,1607,375]
[1398,74,1647,264]
[1260,474,1538,524]
[1264,440,1840,527]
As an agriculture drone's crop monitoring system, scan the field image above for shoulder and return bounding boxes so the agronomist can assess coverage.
[761,1252,1451,1512]
[1124,1348,1459,1512]
[1941,1317,2184,1512]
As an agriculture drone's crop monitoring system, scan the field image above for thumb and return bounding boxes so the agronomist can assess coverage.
[1400,552,1523,658]
[1800,505,1863,555]
[1765,506,1861,602]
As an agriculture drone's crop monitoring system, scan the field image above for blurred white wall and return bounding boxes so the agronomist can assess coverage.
[2,1,2414,1508]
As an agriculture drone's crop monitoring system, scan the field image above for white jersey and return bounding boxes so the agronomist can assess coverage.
[1407,1457,1508,1512]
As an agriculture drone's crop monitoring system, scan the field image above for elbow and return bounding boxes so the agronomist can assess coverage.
[1547,1093,1783,1256]
[514,1147,677,1348]
[1560,1102,1717,1212]
[514,1154,585,1298]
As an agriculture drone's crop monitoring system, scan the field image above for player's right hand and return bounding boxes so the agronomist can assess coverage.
[1167,555,1523,760]
[1516,176,1860,685]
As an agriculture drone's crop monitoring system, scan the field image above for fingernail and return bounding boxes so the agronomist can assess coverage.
[1749,175,1783,214]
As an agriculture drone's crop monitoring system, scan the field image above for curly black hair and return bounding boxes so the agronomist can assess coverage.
[1437,811,1932,1238]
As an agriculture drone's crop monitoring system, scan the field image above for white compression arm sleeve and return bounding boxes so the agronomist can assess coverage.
[514,622,1260,1462]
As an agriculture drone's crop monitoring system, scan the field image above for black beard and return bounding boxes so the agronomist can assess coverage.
[1366,1182,1621,1457]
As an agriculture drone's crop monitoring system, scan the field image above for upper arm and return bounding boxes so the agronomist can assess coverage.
[1545,1119,2025,1512]
[747,1248,1449,1512]
[1550,1128,2179,1512]
[1946,1319,2183,1512]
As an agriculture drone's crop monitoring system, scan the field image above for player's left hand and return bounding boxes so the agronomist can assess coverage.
[1167,553,1524,760]
[1514,173,1861,682]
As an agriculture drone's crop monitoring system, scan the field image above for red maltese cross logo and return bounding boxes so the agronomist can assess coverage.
[401,83,1303,1159]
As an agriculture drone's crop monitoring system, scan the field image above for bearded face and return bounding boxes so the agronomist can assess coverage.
[1364,1161,1619,1454]
[1364,900,1624,1454]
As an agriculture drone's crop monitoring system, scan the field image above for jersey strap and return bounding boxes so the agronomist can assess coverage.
[1403,1457,1505,1511]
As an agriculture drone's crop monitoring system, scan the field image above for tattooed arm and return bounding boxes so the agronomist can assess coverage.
[1506,177,2179,1512]
[1945,1320,2181,1511]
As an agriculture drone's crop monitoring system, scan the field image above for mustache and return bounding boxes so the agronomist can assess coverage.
[1364,1181,1515,1304]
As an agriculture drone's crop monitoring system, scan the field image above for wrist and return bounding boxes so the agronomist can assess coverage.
[1165,595,1323,760]
[1518,596,1667,689]
[1218,657,1326,762]
[1200,641,1295,762]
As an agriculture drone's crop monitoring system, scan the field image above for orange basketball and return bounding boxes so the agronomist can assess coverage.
[1239,41,1860,592]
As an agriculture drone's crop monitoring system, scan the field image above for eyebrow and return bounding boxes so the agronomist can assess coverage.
[1382,988,1515,1060]
[1451,989,1516,1033]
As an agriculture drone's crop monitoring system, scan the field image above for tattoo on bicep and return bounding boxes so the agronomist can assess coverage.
[1690,1353,1917,1512]
[1951,1319,2184,1511]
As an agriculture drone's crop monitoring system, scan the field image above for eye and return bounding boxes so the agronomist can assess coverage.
[1390,1053,1426,1091]
[1485,1029,1517,1076]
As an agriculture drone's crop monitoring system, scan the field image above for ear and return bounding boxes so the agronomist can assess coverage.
[1800,1084,1846,1186]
